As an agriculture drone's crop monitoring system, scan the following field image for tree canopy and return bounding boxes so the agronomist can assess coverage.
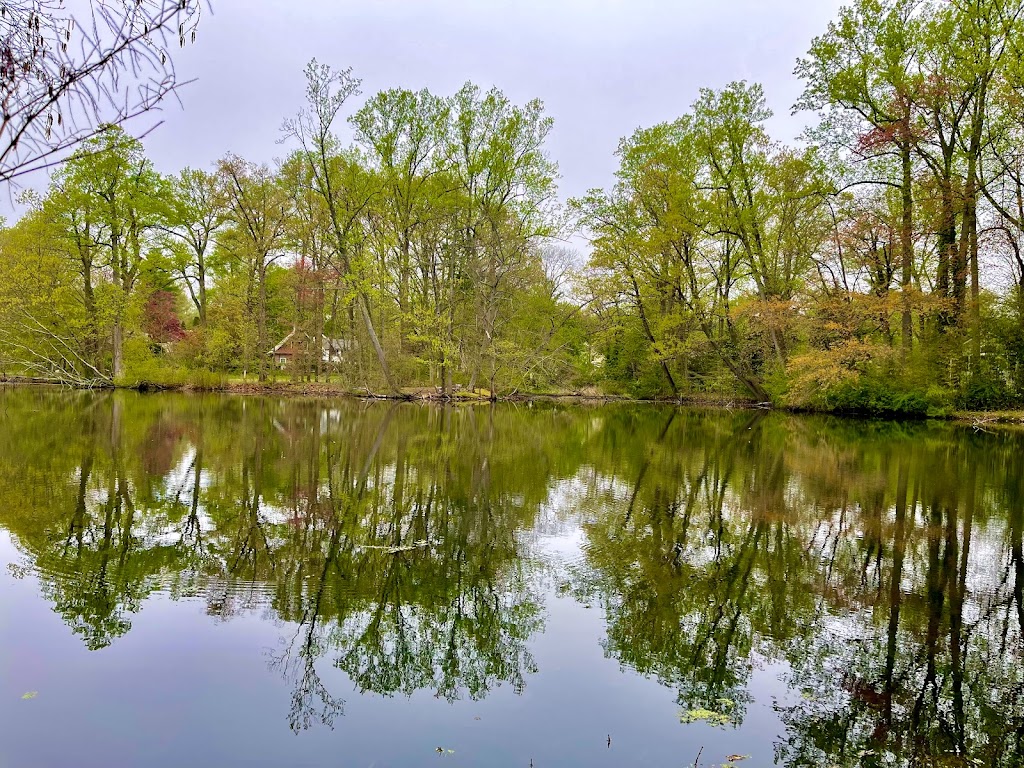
[2,0,1024,413]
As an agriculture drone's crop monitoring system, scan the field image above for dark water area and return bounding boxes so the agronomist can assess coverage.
[0,388,1021,768]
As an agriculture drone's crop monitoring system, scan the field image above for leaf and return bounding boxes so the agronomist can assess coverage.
[21,691,38,699]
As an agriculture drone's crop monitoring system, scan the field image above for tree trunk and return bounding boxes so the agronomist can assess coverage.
[112,319,123,380]
[489,356,497,402]
[258,262,268,383]
[399,232,410,351]
[358,294,395,392]
[631,276,678,397]
[964,93,985,361]
[936,173,958,328]
[81,257,98,367]
[900,137,914,356]
[197,258,208,325]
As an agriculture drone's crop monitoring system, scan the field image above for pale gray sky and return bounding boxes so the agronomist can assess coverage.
[140,0,844,201]
[8,0,846,213]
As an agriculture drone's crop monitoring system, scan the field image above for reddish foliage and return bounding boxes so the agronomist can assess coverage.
[144,290,187,343]
[141,419,186,476]
[857,123,901,153]
[292,256,325,314]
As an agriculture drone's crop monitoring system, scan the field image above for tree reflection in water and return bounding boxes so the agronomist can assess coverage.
[0,388,1021,762]
[574,412,1024,767]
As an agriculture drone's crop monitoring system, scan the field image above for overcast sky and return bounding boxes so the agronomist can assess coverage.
[32,0,850,206]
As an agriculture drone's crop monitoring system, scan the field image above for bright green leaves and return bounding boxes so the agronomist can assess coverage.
[575,81,829,401]
[0,126,166,384]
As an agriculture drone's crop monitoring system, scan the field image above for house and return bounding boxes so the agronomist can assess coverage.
[270,330,353,370]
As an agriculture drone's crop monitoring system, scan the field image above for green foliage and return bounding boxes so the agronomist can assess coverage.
[679,701,735,727]
[957,369,1013,411]
[822,377,946,417]
[117,341,227,390]
[2,16,1024,412]
[780,340,952,416]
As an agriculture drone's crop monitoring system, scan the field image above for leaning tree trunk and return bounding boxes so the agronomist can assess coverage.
[112,320,123,380]
[358,294,395,392]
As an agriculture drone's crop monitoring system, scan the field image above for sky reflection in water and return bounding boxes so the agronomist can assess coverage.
[0,389,1021,767]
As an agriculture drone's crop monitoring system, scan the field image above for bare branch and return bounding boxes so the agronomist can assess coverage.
[0,0,206,184]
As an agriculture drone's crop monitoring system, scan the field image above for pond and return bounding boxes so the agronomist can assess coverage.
[0,388,1021,767]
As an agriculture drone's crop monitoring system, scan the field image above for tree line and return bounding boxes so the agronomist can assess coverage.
[0,62,583,395]
[2,0,1024,412]
[579,0,1024,412]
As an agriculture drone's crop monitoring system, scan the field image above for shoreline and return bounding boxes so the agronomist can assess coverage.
[0,375,753,407]
[2,377,1023,424]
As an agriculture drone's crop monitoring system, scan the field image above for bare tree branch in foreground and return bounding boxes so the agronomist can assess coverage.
[0,0,204,184]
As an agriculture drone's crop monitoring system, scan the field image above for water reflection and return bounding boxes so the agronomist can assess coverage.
[573,413,1024,767]
[0,388,1021,765]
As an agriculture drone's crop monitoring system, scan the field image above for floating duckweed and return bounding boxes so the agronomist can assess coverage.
[678,697,735,726]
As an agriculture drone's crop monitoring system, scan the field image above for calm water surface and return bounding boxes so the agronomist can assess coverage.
[0,389,1021,767]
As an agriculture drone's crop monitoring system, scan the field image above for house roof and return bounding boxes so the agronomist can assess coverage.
[270,329,298,355]
[270,332,352,357]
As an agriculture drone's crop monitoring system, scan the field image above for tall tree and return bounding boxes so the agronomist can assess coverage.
[283,60,395,391]
[445,83,558,395]
[352,87,448,352]
[52,126,163,378]
[796,0,923,354]
[159,167,224,325]
[217,154,289,382]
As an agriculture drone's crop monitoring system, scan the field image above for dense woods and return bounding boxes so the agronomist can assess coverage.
[2,0,1024,413]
